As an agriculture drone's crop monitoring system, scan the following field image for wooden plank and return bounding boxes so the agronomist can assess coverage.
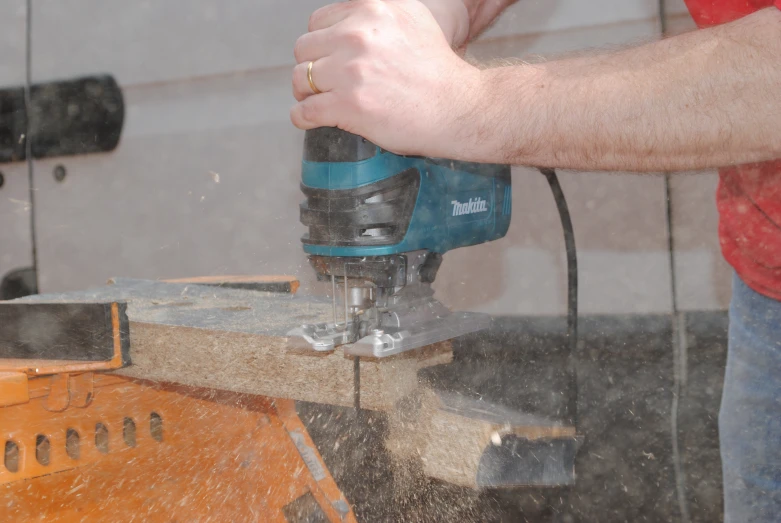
[387,387,578,488]
[12,278,451,411]
[121,321,451,411]
[163,274,300,294]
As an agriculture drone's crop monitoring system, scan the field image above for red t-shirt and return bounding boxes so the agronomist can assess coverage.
[682,0,781,301]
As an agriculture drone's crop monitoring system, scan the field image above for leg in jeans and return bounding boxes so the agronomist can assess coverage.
[720,273,781,522]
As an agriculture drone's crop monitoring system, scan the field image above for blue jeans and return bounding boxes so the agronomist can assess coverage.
[720,273,781,522]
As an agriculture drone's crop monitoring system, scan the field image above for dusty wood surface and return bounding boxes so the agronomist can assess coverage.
[163,274,301,294]
[13,278,452,410]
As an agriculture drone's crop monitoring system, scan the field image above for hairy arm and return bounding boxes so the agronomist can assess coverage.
[470,7,781,171]
[291,1,781,173]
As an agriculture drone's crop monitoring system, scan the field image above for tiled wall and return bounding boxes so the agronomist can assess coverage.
[0,1,732,313]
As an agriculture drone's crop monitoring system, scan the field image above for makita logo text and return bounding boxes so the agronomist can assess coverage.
[451,197,489,216]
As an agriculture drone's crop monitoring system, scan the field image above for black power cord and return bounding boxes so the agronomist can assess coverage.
[539,167,579,426]
[24,0,39,294]
[541,160,690,522]
[657,2,691,521]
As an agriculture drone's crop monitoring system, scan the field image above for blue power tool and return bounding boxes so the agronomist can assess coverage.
[288,127,512,358]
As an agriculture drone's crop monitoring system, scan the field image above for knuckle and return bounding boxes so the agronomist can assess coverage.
[308,2,338,31]
[292,65,308,100]
[292,106,313,130]
[292,65,303,89]
[353,89,380,118]
[300,100,320,124]
[292,82,304,102]
[308,10,322,32]
[293,37,305,62]
[290,106,302,127]
[345,60,366,83]
[362,0,385,17]
[345,29,371,51]
[344,89,364,113]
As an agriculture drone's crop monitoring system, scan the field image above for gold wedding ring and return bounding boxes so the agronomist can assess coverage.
[307,61,322,94]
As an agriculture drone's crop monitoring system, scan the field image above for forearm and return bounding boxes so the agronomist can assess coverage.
[471,7,781,172]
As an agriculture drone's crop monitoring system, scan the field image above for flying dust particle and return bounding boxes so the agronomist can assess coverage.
[210,171,221,183]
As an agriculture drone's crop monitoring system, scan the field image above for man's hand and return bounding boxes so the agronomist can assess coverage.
[290,0,485,159]
[293,3,781,172]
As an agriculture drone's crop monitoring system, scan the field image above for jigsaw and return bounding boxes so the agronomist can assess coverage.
[288,127,512,358]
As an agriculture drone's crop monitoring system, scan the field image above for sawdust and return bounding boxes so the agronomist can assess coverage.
[385,386,498,488]
[385,380,579,489]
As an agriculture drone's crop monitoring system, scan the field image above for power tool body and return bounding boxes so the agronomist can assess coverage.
[288,128,512,358]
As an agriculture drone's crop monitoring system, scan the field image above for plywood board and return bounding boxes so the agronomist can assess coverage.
[14,278,451,410]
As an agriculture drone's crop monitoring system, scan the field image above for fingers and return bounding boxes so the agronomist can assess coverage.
[292,57,336,102]
[290,92,343,130]
[293,28,337,64]
[291,0,384,130]
[308,1,357,31]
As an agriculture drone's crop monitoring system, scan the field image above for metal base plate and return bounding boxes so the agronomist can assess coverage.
[345,311,491,358]
[287,308,491,358]
[286,270,493,358]
[286,322,356,352]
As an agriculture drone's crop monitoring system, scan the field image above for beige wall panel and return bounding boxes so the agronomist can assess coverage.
[0,1,26,86]
[32,0,668,87]
[670,172,732,310]
[433,168,673,316]
[32,69,314,293]
[0,1,34,285]
[480,0,661,39]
